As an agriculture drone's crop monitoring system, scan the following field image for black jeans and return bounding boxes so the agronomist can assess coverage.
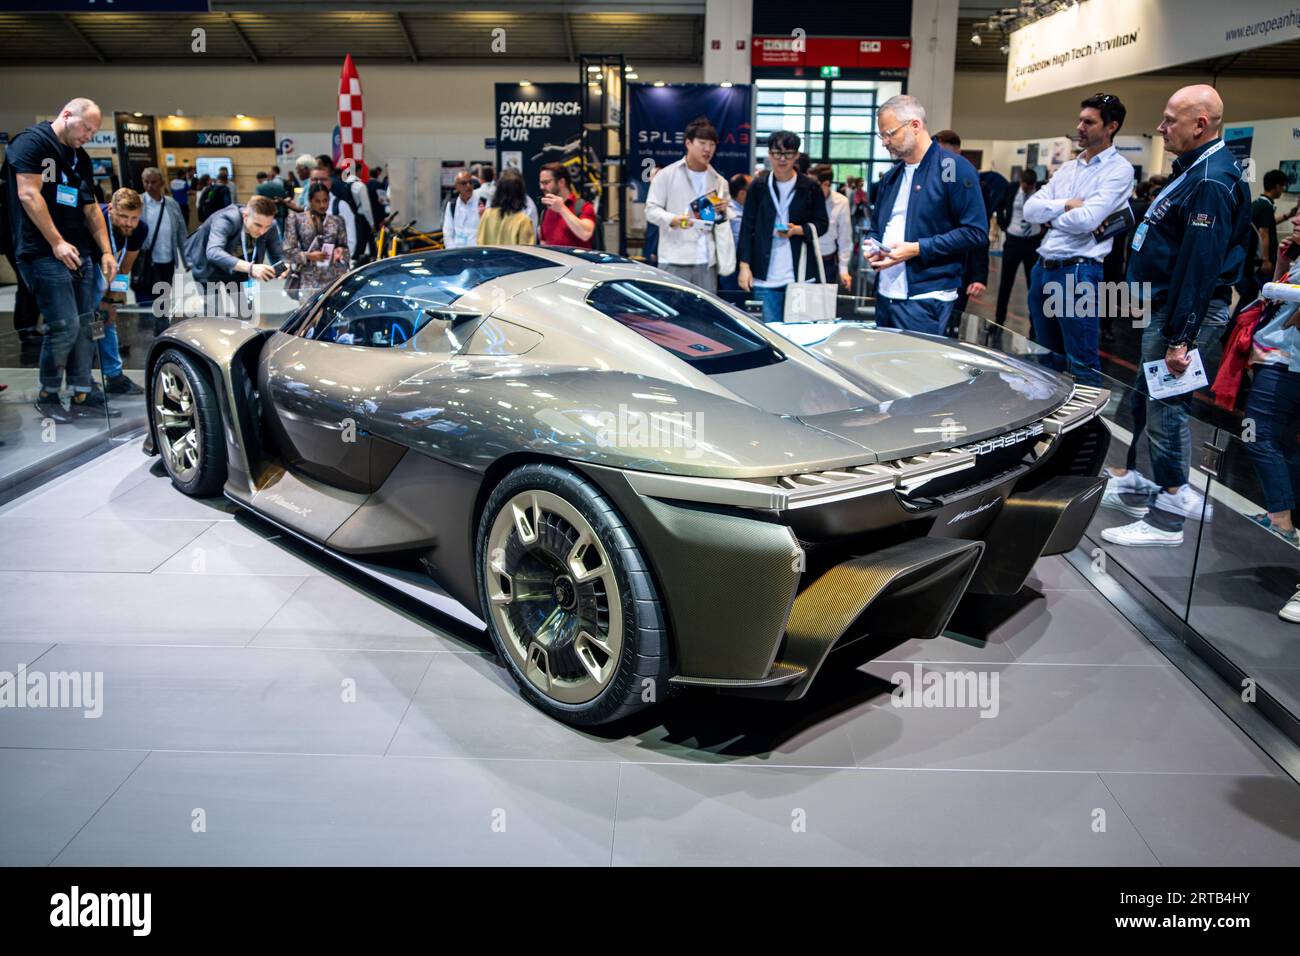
[996,233,1040,326]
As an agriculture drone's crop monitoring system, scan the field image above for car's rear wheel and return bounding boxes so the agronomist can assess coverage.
[152,349,227,497]
[475,463,672,725]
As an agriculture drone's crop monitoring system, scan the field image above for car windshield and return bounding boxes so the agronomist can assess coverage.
[586,280,783,373]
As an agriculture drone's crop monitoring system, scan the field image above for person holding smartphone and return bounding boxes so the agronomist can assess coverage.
[183,194,284,317]
[736,130,829,321]
[282,182,349,300]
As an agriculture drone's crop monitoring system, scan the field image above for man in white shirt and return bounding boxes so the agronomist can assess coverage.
[813,164,852,289]
[1022,92,1135,386]
[472,163,497,210]
[442,170,481,248]
[645,116,735,292]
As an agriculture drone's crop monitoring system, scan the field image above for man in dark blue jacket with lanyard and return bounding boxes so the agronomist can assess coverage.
[1102,85,1251,549]
[865,95,988,336]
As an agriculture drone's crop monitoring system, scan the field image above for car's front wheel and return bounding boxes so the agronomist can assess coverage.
[151,349,227,497]
[475,463,672,725]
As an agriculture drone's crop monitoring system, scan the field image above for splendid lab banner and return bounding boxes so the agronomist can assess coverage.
[494,83,582,211]
[1007,0,1300,102]
[628,83,753,202]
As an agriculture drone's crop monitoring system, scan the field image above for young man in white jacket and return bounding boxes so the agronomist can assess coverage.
[644,116,736,292]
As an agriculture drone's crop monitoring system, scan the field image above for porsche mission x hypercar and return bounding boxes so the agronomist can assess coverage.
[143,246,1111,725]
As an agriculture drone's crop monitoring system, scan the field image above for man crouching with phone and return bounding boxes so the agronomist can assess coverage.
[184,194,285,318]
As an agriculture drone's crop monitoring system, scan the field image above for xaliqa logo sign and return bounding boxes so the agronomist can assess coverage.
[196,131,244,147]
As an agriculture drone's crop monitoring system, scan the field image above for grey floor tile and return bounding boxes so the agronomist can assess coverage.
[388,652,861,767]
[250,575,475,652]
[54,751,619,866]
[0,644,431,755]
[612,764,1157,866]
[0,438,154,520]
[1024,555,1092,591]
[0,749,149,866]
[0,570,306,645]
[0,643,53,676]
[998,590,1171,667]
[1100,771,1300,866]
[87,474,237,522]
[152,521,325,577]
[0,516,210,573]
[844,660,1282,775]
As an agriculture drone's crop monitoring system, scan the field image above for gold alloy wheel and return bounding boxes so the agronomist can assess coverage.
[485,489,623,704]
[153,361,201,484]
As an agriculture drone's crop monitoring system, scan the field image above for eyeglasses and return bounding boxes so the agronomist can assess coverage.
[877,122,908,142]
[769,150,798,160]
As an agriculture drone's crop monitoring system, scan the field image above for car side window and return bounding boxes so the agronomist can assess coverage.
[300,249,553,349]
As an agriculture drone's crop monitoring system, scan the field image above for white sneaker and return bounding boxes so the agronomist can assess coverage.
[1280,588,1300,623]
[1100,519,1184,547]
[1152,484,1214,522]
[1104,467,1160,494]
[1101,488,1149,517]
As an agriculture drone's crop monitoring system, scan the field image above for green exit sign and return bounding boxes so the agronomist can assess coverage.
[819,66,840,78]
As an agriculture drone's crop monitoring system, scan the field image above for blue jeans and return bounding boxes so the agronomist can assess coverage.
[18,255,99,393]
[874,295,954,335]
[98,322,123,378]
[1141,300,1228,531]
[1243,363,1300,515]
[753,286,786,322]
[1028,258,1104,386]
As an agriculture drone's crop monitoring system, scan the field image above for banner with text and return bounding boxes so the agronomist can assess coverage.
[1007,0,1300,102]
[113,112,159,191]
[628,83,753,203]
[494,83,582,213]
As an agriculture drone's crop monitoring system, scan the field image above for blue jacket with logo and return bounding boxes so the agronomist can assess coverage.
[1126,137,1252,345]
[867,140,989,296]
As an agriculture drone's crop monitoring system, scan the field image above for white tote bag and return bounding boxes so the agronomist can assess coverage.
[783,223,838,322]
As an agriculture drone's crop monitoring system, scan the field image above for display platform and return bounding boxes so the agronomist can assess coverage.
[4,438,1300,865]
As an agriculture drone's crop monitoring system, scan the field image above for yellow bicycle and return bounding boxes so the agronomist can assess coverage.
[376,211,444,259]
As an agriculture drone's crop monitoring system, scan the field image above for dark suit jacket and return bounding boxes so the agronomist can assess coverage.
[737,171,830,282]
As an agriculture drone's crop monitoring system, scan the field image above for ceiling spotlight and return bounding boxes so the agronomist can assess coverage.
[235,113,246,119]
[720,81,733,88]
[519,80,532,87]
[970,31,982,46]
[626,72,639,79]
[653,81,665,87]
[586,65,601,72]
[132,112,143,117]
[623,64,633,72]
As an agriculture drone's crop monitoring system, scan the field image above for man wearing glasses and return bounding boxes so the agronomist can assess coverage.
[865,95,989,336]
[1021,93,1135,385]
[736,131,829,321]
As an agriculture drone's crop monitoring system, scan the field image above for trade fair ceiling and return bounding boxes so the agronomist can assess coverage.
[0,0,705,65]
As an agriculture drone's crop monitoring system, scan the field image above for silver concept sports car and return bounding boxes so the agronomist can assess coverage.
[144,246,1110,725]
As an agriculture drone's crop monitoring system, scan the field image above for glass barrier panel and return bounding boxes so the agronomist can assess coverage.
[0,309,113,494]
[1190,421,1300,722]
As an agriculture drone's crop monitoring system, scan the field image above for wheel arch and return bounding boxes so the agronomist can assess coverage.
[471,451,680,675]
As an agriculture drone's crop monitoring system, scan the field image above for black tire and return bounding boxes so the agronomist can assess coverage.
[475,463,673,726]
[151,348,228,497]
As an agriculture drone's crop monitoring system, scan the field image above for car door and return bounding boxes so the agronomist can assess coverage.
[259,265,475,493]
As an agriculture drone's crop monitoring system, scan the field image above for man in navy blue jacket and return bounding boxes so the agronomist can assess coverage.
[1102,84,1252,549]
[866,95,988,336]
